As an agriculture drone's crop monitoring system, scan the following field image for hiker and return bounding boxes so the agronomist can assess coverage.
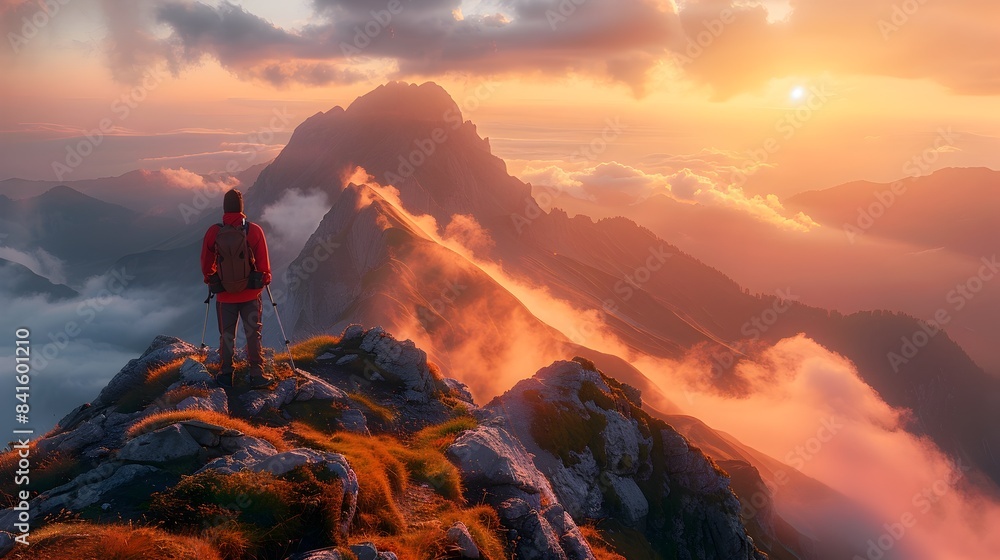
[201,189,272,388]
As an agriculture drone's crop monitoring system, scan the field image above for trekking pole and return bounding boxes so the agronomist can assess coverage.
[200,290,214,358]
[266,285,296,372]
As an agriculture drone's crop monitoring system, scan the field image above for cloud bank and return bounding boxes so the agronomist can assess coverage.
[59,0,998,97]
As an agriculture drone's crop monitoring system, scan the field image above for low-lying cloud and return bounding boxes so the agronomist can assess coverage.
[519,160,818,232]
[0,245,67,285]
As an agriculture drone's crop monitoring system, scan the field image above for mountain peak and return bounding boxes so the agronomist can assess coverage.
[345,81,463,123]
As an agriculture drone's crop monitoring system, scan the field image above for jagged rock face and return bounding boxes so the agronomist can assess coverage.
[247,81,529,228]
[485,360,767,560]
[447,426,596,560]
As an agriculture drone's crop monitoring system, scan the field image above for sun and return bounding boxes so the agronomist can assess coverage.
[790,85,807,101]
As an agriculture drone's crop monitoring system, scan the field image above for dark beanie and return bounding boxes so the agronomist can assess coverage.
[223,189,243,213]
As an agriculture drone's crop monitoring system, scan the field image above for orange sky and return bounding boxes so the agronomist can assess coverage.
[2,0,999,203]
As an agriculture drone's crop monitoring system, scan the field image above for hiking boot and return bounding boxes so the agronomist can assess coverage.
[245,364,271,388]
[215,370,234,388]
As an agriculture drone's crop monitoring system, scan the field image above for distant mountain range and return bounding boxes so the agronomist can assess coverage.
[788,166,1000,257]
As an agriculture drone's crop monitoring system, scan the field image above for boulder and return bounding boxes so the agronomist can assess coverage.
[287,549,342,560]
[447,426,594,560]
[359,328,435,394]
[446,521,481,558]
[118,424,202,464]
[177,387,228,414]
[240,378,298,416]
[350,542,378,560]
[338,409,369,434]
[94,337,197,407]
[37,418,104,456]
[602,473,649,526]
[37,463,160,516]
[198,439,279,474]
[178,357,213,384]
[295,372,348,401]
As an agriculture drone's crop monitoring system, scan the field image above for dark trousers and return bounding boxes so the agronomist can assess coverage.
[217,295,263,373]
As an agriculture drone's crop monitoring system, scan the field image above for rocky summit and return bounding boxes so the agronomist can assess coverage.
[0,328,768,560]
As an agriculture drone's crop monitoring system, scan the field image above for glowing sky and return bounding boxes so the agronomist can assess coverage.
[2,0,999,204]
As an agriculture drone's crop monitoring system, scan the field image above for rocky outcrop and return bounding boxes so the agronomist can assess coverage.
[484,359,767,560]
[447,425,596,560]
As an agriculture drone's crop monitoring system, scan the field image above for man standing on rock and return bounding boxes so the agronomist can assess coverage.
[201,189,272,388]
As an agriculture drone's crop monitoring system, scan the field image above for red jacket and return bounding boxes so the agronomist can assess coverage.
[201,212,272,303]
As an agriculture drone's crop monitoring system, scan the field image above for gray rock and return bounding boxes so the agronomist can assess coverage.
[220,434,273,454]
[176,387,229,414]
[447,426,556,500]
[446,521,481,558]
[198,440,279,474]
[37,419,104,456]
[448,427,594,560]
[38,463,159,516]
[487,359,765,560]
[338,409,369,434]
[342,324,365,342]
[295,372,348,401]
[443,378,476,405]
[179,419,243,436]
[240,378,298,416]
[359,328,434,394]
[661,429,730,495]
[288,549,342,560]
[183,424,222,447]
[178,357,213,384]
[336,354,359,365]
[602,473,649,526]
[94,337,197,407]
[54,402,93,432]
[118,424,202,463]
[249,448,359,538]
[316,351,339,361]
[351,542,378,560]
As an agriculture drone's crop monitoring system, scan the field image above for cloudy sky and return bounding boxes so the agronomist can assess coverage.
[2,0,1000,218]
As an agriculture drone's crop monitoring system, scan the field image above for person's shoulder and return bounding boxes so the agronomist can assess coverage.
[247,221,268,238]
[204,223,221,235]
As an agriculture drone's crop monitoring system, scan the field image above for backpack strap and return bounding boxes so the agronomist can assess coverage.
[245,221,257,270]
